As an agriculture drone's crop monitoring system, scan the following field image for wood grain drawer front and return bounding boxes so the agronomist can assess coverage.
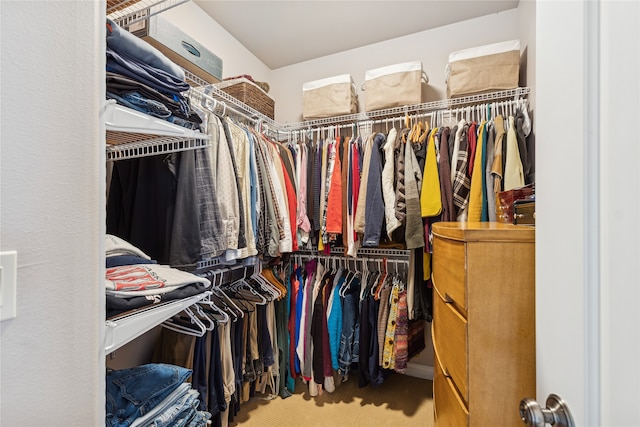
[433,288,468,403]
[432,237,467,315]
[434,353,469,427]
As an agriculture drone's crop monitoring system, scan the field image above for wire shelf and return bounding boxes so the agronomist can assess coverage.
[106,135,210,161]
[184,69,211,89]
[107,0,189,27]
[105,291,209,354]
[282,87,531,130]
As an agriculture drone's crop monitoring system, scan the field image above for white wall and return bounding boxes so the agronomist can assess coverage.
[162,1,272,83]
[270,9,521,123]
[536,1,640,425]
[0,1,105,425]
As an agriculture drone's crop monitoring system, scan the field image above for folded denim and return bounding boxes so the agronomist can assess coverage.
[106,72,200,123]
[107,91,172,119]
[107,47,190,96]
[179,409,211,427]
[107,19,185,82]
[133,386,199,427]
[107,91,201,132]
[106,363,192,427]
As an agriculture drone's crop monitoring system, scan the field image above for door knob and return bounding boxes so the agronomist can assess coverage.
[520,394,575,427]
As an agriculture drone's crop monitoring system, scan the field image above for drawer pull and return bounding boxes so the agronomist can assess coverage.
[444,293,454,304]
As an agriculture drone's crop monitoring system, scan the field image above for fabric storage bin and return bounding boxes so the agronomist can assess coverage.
[446,40,521,98]
[362,61,427,111]
[302,74,358,120]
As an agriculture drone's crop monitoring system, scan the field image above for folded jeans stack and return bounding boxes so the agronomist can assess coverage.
[106,363,211,427]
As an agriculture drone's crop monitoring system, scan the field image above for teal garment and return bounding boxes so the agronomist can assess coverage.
[275,268,292,398]
[481,122,489,221]
[328,273,345,370]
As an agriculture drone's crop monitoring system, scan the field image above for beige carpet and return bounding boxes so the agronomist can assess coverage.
[230,373,434,427]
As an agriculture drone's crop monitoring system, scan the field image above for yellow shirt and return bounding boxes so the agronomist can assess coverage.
[467,122,486,222]
[420,128,442,217]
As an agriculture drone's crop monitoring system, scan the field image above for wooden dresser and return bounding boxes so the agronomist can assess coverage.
[431,222,535,427]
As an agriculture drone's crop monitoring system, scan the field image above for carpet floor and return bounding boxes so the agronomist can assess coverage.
[229,373,434,427]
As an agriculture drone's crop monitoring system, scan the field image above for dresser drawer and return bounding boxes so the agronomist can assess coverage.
[432,236,467,315]
[434,351,469,427]
[433,287,468,402]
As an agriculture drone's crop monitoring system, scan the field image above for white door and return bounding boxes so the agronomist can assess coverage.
[536,1,639,426]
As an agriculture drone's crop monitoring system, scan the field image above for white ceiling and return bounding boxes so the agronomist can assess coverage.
[194,1,520,69]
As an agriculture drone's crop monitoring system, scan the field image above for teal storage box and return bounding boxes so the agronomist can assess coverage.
[128,13,223,86]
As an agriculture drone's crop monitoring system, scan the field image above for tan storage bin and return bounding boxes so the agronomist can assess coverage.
[302,74,358,120]
[363,61,427,111]
[446,40,521,98]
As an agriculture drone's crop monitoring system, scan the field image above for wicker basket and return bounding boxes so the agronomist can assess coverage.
[217,79,275,119]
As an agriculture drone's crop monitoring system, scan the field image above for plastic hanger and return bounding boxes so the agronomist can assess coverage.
[213,287,243,319]
[198,295,230,325]
[192,302,217,330]
[162,306,207,337]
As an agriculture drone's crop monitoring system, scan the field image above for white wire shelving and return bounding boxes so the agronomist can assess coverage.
[105,101,210,161]
[105,291,210,354]
[190,85,281,132]
[107,0,189,27]
[191,84,529,140]
[282,87,531,130]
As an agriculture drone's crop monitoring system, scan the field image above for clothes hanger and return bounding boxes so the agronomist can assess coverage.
[198,294,230,325]
[230,276,267,305]
[210,288,241,321]
[162,306,207,337]
[191,302,217,330]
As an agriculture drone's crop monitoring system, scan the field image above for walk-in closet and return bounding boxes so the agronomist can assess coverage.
[1,1,639,427]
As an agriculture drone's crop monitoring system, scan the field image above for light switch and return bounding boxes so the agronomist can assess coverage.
[0,251,17,321]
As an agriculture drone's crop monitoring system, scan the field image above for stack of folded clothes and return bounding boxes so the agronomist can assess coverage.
[106,363,211,427]
[106,19,203,131]
[105,234,211,318]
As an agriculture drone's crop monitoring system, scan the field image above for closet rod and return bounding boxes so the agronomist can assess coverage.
[297,246,411,259]
[283,86,530,131]
[191,86,281,131]
[295,253,409,266]
[189,88,283,138]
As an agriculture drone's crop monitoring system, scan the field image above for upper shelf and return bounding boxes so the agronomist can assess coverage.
[282,87,531,130]
[107,0,189,27]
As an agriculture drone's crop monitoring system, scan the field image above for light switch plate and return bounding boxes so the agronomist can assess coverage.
[0,251,17,321]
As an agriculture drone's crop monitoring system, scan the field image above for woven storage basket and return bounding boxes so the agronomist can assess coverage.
[217,79,275,119]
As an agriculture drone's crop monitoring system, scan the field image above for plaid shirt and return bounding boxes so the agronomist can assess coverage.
[452,123,471,218]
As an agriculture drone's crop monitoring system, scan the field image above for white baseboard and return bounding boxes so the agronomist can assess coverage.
[404,362,434,380]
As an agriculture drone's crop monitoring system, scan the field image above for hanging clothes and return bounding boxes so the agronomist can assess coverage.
[467,121,486,222]
[420,127,442,218]
[504,115,525,190]
[438,127,455,222]
[491,115,506,193]
[404,129,424,250]
[363,133,386,247]
[451,121,470,221]
[382,128,401,238]
[484,122,497,222]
